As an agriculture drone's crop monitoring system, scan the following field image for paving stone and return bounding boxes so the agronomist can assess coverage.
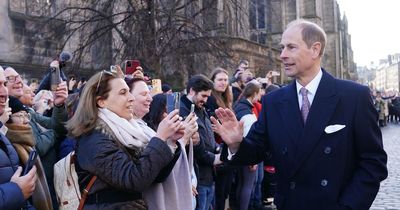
[371,124,400,210]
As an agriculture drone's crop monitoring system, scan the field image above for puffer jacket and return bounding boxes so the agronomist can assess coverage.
[6,123,53,210]
[75,119,179,210]
[234,98,254,120]
[0,124,25,210]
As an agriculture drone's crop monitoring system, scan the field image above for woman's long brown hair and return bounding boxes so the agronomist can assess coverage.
[210,67,233,109]
[66,69,123,138]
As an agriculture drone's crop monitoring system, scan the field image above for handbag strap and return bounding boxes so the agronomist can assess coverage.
[77,175,97,210]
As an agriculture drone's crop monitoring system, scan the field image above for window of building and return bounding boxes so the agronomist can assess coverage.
[250,0,266,30]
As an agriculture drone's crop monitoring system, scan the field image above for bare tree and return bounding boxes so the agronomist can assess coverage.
[33,0,249,81]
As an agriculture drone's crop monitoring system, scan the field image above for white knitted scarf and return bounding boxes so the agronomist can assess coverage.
[98,108,153,149]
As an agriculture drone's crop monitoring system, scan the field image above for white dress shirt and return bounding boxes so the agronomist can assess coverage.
[295,69,323,109]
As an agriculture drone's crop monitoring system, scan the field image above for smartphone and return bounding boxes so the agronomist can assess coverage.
[22,150,37,176]
[190,104,195,113]
[151,79,162,94]
[50,66,61,91]
[125,60,141,75]
[166,92,180,113]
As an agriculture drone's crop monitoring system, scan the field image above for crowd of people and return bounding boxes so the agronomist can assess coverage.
[0,19,387,210]
[371,90,400,127]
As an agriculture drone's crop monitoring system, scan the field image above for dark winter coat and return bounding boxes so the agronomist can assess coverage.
[76,119,180,210]
[0,123,25,210]
[180,95,217,186]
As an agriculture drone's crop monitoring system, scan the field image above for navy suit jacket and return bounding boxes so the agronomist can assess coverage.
[223,70,387,210]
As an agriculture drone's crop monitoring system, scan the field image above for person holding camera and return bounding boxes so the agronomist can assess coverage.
[66,66,183,209]
[180,74,223,210]
[5,96,53,210]
[5,64,69,210]
[125,81,199,210]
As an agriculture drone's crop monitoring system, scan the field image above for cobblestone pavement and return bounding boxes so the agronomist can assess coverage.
[371,123,400,210]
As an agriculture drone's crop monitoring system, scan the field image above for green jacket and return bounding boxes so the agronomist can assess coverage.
[28,105,68,180]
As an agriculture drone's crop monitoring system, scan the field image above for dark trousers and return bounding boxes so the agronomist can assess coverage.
[215,165,235,210]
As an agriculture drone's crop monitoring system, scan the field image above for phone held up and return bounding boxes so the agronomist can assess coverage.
[166,92,181,114]
[190,104,195,114]
[125,60,141,75]
[22,150,37,176]
[50,66,61,91]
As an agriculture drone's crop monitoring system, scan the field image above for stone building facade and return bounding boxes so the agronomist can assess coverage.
[0,0,356,86]
[373,54,400,91]
[248,0,356,80]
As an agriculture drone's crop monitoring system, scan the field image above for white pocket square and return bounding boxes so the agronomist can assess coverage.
[324,124,346,134]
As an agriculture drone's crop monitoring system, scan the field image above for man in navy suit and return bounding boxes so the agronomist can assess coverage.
[211,19,388,210]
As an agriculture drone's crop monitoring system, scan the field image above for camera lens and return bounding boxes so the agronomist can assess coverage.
[127,61,131,67]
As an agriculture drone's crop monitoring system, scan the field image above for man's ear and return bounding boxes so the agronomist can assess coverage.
[188,88,195,96]
[97,97,106,108]
[311,42,322,58]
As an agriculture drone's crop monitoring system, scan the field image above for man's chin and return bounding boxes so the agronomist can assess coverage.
[284,69,296,78]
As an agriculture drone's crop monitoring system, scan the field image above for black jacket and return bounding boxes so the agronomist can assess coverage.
[76,119,180,209]
[180,95,217,186]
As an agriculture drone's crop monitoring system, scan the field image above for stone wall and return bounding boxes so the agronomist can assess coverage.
[0,0,356,85]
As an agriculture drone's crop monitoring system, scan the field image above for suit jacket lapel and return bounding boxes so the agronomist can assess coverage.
[277,81,304,147]
[289,70,340,178]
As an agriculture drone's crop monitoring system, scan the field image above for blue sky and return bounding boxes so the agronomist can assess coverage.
[335,0,400,67]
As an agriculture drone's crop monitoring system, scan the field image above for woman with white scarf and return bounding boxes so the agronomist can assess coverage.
[66,67,183,210]
[125,78,199,210]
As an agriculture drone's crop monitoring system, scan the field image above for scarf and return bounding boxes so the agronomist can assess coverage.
[6,123,53,210]
[138,118,193,210]
[144,140,193,210]
[98,108,152,149]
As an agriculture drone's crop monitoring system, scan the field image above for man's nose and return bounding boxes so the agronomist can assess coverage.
[128,92,135,101]
[280,48,288,59]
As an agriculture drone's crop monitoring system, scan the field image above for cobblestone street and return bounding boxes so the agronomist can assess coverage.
[371,124,400,210]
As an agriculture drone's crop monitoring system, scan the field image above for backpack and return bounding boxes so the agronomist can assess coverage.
[53,151,97,210]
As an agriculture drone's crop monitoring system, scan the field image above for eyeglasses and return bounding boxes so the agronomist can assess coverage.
[11,112,31,121]
[96,65,118,93]
[6,75,22,83]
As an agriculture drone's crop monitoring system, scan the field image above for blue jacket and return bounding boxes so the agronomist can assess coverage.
[223,70,388,210]
[0,123,25,210]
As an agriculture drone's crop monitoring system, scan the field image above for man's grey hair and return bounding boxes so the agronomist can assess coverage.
[287,19,327,56]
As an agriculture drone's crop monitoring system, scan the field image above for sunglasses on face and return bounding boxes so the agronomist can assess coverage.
[96,65,118,93]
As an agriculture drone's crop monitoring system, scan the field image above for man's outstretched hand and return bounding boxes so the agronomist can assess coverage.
[210,108,244,153]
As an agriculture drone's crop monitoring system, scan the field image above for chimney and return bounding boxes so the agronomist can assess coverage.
[388,55,393,65]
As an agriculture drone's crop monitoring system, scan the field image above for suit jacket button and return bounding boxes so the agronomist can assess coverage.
[321,179,328,187]
[289,181,296,189]
[324,147,331,154]
[282,147,288,155]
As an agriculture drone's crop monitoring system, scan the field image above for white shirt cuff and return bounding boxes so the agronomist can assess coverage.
[227,148,236,160]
